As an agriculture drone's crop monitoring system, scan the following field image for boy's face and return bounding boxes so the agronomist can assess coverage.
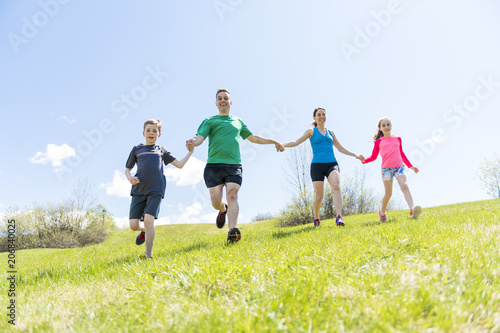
[215,92,232,113]
[143,124,161,145]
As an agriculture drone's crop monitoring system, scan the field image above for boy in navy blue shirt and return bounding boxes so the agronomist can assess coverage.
[126,119,193,258]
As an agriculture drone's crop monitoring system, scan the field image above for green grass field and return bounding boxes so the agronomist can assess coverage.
[2,200,500,332]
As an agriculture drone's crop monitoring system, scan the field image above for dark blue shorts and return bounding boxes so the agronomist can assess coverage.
[204,163,243,188]
[129,195,162,219]
[310,162,340,182]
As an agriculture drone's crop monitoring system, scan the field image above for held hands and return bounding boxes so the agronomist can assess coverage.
[275,142,285,152]
[410,166,419,173]
[356,154,366,163]
[186,139,195,152]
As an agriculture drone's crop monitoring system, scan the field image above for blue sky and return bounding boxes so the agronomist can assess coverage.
[2,0,500,228]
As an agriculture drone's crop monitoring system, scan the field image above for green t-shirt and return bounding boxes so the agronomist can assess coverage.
[196,115,252,164]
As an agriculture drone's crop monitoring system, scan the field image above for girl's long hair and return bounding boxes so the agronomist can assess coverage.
[311,107,325,127]
[373,116,391,141]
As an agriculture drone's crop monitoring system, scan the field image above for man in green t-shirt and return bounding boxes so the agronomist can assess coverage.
[187,88,284,244]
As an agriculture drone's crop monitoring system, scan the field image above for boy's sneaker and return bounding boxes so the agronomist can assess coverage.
[378,210,387,222]
[227,227,241,244]
[336,215,345,226]
[410,206,423,220]
[216,204,228,229]
[313,218,321,227]
[135,231,145,245]
[139,254,152,260]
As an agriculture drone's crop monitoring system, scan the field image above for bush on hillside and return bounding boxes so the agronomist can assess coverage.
[276,199,313,227]
[0,203,114,252]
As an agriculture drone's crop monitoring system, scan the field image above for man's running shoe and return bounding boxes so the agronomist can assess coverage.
[336,215,345,226]
[136,231,145,245]
[410,206,423,220]
[139,254,152,260]
[378,210,387,222]
[216,204,228,229]
[313,218,321,227]
[227,227,241,244]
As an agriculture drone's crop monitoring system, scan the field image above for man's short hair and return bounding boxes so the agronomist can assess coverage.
[216,88,230,100]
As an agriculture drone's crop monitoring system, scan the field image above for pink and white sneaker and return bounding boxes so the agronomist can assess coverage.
[378,210,387,222]
[410,206,423,220]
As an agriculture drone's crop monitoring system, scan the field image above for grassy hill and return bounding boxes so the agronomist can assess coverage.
[3,200,500,332]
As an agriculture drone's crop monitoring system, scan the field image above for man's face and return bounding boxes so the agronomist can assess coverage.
[215,91,232,113]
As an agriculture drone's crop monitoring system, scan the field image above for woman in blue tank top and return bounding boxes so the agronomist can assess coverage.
[283,107,365,227]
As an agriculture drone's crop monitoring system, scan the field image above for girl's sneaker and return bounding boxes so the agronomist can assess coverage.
[410,206,423,219]
[313,218,321,227]
[378,210,387,222]
[335,215,345,226]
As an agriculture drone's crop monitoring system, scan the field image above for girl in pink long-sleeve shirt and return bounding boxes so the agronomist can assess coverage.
[363,117,422,221]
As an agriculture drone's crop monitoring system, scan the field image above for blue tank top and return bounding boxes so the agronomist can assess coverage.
[310,127,337,163]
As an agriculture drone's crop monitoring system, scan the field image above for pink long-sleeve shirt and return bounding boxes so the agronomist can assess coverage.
[363,136,413,168]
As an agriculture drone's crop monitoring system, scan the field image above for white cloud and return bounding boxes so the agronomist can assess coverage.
[30,144,76,172]
[58,115,77,125]
[100,170,130,198]
[164,156,205,186]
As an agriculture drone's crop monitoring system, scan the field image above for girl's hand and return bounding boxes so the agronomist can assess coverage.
[356,155,365,163]
[411,166,419,173]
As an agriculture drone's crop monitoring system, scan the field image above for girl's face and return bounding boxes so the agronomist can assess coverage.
[379,119,392,136]
[314,109,327,125]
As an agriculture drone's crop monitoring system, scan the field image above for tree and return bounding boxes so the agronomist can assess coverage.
[282,144,313,208]
[478,156,500,198]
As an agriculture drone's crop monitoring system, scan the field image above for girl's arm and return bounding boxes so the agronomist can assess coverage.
[363,139,381,164]
[331,131,364,161]
[171,151,193,169]
[398,137,419,173]
[283,129,313,148]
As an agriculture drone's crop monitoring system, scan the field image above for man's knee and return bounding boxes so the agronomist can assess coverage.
[331,183,341,191]
[129,219,140,230]
[226,188,239,201]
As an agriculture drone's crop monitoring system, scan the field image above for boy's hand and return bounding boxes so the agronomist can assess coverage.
[186,139,195,152]
[410,166,419,173]
[275,142,285,152]
[129,177,140,185]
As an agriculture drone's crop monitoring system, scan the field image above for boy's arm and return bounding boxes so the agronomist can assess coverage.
[246,134,285,152]
[125,168,140,185]
[171,151,193,169]
[283,129,313,148]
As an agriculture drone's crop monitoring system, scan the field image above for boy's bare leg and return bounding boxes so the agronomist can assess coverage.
[143,214,155,257]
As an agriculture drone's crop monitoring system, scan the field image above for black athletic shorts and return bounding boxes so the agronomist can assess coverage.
[204,163,243,188]
[310,162,340,182]
[129,195,162,219]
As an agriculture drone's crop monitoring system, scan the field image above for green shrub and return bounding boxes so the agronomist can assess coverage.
[0,203,114,252]
[276,200,313,227]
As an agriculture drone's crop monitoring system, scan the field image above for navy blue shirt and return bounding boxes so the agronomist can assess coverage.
[126,144,176,198]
